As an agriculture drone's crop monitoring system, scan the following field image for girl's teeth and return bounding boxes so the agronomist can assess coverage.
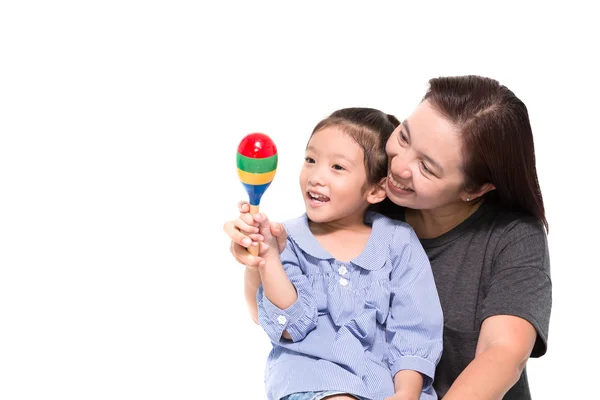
[309,192,329,201]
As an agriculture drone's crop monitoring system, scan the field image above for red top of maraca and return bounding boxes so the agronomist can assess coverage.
[237,133,277,159]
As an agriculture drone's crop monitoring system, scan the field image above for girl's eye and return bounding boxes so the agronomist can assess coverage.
[332,164,345,171]
[400,132,408,142]
[305,157,315,164]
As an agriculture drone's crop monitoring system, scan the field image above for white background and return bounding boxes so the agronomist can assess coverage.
[1,1,598,399]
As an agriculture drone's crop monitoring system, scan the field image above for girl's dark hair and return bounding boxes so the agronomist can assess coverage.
[311,108,400,186]
[424,75,548,230]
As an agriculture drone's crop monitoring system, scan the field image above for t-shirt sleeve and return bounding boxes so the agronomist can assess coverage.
[481,218,552,357]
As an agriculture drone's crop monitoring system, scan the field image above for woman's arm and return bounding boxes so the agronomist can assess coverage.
[443,315,537,400]
[244,267,261,324]
[444,217,551,399]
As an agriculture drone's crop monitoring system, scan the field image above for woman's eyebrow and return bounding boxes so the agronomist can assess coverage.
[402,120,411,139]
[423,154,443,173]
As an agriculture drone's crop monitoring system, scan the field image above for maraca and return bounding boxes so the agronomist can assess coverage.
[236,133,278,256]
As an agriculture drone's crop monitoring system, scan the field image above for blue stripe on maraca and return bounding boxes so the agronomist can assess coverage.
[242,182,272,206]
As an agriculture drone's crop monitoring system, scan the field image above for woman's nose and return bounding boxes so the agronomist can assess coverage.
[391,156,412,179]
[399,168,412,179]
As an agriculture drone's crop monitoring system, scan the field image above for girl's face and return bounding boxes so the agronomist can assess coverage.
[385,100,469,211]
[300,126,384,225]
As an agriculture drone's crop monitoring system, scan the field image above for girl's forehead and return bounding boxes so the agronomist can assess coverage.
[308,125,357,145]
[307,127,365,162]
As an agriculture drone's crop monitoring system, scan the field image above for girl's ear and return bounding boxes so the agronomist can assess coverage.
[366,178,387,205]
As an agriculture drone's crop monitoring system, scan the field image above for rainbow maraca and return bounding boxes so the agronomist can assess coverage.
[236,133,278,255]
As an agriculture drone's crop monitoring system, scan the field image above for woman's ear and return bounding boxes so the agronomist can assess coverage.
[462,183,495,202]
[366,178,387,205]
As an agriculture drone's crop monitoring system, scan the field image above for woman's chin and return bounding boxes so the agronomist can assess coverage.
[385,190,414,207]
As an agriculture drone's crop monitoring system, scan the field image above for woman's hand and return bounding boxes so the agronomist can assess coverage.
[223,201,288,269]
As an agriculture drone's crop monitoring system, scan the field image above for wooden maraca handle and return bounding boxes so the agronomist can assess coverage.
[248,205,260,256]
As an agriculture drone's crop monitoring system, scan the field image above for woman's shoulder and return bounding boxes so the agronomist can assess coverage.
[481,205,549,268]
[484,205,547,240]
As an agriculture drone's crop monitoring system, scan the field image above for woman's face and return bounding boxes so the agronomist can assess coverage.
[385,100,468,211]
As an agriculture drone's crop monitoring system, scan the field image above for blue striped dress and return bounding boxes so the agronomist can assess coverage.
[257,211,443,400]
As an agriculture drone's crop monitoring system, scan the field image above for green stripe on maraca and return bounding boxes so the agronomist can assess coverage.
[236,153,278,174]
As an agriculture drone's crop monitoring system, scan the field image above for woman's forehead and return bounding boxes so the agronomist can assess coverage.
[404,101,464,170]
[407,101,456,134]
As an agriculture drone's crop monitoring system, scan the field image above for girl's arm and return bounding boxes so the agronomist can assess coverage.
[386,227,444,398]
[254,213,318,342]
[224,201,288,323]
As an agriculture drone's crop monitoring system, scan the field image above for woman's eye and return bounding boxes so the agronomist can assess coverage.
[305,157,315,163]
[400,132,408,142]
[420,161,431,174]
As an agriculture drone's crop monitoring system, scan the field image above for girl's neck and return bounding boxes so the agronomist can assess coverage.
[309,216,371,236]
[308,212,372,263]
[405,199,483,239]
[307,200,372,235]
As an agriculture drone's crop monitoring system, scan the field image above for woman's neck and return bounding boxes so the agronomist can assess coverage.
[405,199,483,239]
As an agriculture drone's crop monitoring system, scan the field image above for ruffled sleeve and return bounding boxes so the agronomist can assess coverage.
[257,240,318,342]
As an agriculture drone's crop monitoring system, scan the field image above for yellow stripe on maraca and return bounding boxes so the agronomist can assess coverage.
[237,168,277,185]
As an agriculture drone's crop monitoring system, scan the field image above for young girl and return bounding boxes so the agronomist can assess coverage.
[233,108,443,400]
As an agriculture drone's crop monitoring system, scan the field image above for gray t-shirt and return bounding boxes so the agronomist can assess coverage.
[379,200,551,399]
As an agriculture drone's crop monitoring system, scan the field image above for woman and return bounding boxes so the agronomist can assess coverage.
[225,75,551,399]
